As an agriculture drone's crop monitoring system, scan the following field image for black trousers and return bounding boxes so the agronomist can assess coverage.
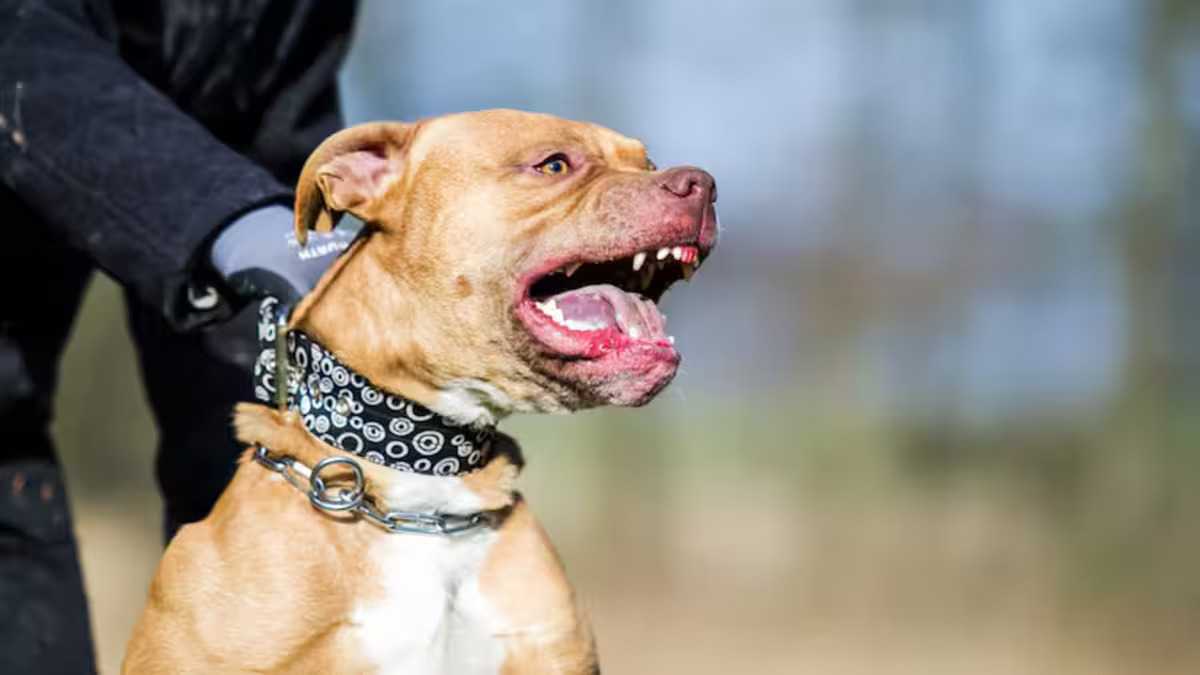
[0,188,258,674]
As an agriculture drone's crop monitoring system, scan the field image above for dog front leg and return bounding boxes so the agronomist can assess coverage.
[471,498,599,675]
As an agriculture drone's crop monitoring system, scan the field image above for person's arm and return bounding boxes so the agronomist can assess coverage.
[0,0,297,329]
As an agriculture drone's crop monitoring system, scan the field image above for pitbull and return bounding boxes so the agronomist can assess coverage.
[122,109,717,674]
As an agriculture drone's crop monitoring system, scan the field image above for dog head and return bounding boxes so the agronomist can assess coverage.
[292,110,716,423]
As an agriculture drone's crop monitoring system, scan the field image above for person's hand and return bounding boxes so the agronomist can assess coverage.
[208,204,362,306]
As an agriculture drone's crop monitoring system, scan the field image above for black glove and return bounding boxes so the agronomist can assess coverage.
[208,205,362,306]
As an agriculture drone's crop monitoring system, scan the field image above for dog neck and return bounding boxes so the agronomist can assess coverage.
[253,297,496,477]
[233,232,526,515]
[289,232,513,427]
[232,400,523,515]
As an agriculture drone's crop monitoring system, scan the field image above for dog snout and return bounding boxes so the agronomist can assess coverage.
[658,167,716,205]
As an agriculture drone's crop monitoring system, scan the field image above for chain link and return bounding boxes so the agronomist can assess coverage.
[254,446,486,535]
[258,301,485,536]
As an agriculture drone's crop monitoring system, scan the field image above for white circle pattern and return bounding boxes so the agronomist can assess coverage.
[385,441,409,458]
[253,298,494,477]
[434,458,460,475]
[413,431,444,455]
[363,422,385,442]
[389,417,414,436]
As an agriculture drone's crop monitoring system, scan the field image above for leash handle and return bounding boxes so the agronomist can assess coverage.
[273,301,293,412]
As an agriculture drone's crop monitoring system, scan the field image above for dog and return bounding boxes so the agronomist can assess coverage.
[122,109,717,674]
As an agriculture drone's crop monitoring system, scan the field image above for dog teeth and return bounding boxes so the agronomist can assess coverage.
[668,335,676,344]
[564,262,581,277]
[564,317,605,331]
[640,263,655,289]
[535,298,605,331]
[535,299,565,324]
[616,246,703,288]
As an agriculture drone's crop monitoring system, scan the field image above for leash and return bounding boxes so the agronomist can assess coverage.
[252,298,488,536]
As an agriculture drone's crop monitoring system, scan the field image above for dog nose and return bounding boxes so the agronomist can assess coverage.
[658,167,716,204]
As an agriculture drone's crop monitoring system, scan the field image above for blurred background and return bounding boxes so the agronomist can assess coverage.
[53,1,1200,673]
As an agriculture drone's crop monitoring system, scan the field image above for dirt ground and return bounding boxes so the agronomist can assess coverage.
[73,488,1197,675]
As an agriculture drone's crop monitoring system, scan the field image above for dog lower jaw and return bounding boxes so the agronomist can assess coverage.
[528,348,680,410]
[513,296,681,407]
[582,358,679,407]
[432,361,580,425]
[434,375,584,423]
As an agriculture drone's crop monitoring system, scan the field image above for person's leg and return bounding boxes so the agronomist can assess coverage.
[125,300,258,540]
[0,190,97,674]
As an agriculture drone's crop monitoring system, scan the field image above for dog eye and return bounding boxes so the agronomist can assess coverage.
[535,154,571,176]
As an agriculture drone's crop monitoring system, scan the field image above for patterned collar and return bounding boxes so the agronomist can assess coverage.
[252,298,494,476]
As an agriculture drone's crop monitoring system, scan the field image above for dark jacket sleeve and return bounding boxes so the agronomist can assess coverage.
[0,0,294,330]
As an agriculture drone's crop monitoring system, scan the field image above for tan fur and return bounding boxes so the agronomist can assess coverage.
[485,501,599,675]
[123,442,379,674]
[124,409,571,673]
[286,110,670,413]
[124,109,709,673]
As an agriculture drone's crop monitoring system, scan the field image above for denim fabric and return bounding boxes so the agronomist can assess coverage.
[0,1,356,671]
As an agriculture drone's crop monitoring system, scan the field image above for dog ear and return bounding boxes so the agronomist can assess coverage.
[293,121,416,245]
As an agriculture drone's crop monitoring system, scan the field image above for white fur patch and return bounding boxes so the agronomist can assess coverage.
[350,386,523,672]
[352,529,507,674]
[375,470,486,516]
[435,377,575,425]
[433,379,518,426]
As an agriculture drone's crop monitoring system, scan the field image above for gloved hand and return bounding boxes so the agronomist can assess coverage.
[208,204,362,306]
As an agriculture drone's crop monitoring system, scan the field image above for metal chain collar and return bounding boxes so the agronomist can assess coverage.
[253,446,487,535]
[255,302,486,536]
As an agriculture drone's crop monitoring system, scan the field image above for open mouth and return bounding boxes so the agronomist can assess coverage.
[519,244,704,358]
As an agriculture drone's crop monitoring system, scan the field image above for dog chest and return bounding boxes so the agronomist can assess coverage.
[351,529,507,674]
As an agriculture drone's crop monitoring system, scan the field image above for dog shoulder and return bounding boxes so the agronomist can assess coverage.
[232,402,297,450]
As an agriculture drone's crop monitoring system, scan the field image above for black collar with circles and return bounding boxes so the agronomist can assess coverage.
[253,298,494,476]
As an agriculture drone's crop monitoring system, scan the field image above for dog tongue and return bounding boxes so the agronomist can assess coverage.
[541,284,664,339]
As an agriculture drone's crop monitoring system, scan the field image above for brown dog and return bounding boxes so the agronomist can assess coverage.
[122,109,716,674]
